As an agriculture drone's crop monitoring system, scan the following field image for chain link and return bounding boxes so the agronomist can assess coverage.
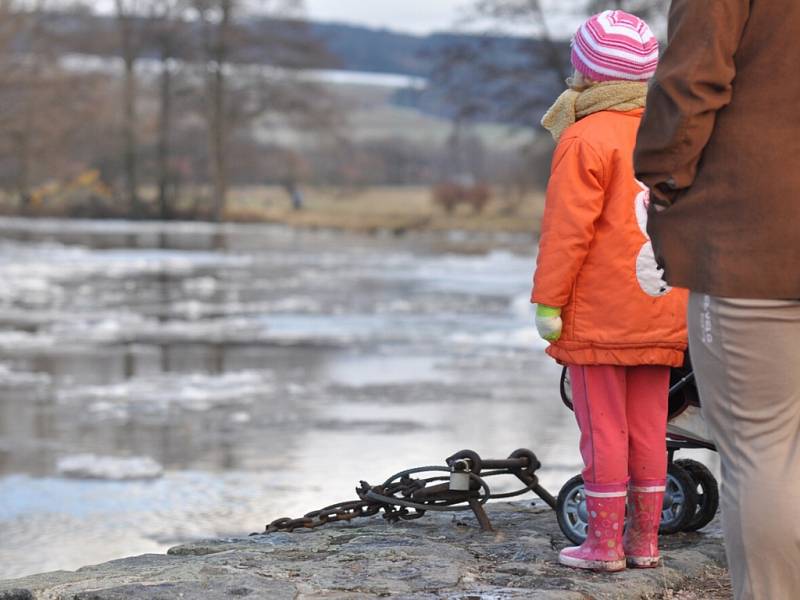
[254,448,556,536]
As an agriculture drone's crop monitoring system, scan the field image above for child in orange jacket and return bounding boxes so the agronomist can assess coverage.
[531,11,688,572]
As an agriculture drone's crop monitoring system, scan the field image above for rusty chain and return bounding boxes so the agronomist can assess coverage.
[254,448,557,535]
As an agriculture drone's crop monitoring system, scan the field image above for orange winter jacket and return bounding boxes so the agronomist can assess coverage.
[532,109,688,367]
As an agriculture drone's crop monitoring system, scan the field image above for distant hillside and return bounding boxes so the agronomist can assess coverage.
[307,23,543,74]
[308,22,431,77]
[33,11,569,125]
[276,21,569,124]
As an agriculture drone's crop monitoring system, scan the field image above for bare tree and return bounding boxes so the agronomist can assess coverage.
[115,0,147,216]
[428,4,571,127]
[0,0,339,219]
[0,1,33,208]
[472,0,573,83]
[146,0,192,219]
[192,0,230,221]
[431,0,669,127]
[0,2,25,87]
[0,1,103,212]
[586,0,669,25]
[191,0,334,221]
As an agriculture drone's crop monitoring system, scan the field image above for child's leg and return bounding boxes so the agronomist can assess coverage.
[624,365,670,567]
[625,365,670,480]
[562,364,628,571]
[567,364,629,484]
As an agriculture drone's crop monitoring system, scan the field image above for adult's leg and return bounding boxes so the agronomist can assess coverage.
[688,293,800,600]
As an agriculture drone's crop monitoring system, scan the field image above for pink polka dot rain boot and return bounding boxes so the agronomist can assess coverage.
[623,479,666,568]
[559,482,627,572]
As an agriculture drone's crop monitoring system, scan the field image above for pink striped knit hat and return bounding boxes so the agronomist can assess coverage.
[571,10,659,82]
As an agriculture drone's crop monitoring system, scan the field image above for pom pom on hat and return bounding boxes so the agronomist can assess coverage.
[571,10,659,82]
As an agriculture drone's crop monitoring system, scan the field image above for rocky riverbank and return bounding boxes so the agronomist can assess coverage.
[0,502,729,600]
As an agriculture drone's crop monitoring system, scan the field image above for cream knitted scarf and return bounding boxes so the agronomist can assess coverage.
[541,81,649,141]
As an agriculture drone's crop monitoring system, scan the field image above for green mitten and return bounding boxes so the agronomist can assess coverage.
[535,304,563,342]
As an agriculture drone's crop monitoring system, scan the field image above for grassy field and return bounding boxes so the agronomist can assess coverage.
[223,185,546,235]
[0,185,546,236]
[0,75,545,236]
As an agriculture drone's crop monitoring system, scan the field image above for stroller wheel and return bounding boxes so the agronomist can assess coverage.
[557,464,701,543]
[560,367,574,411]
[659,463,699,535]
[556,474,588,545]
[675,459,720,532]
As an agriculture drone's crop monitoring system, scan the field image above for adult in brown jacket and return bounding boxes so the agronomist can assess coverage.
[635,1,800,599]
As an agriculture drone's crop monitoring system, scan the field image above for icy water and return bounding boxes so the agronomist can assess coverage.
[0,217,580,579]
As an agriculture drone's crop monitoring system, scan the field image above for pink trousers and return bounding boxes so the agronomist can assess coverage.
[568,364,670,485]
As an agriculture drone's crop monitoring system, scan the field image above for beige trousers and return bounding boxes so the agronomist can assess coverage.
[688,293,800,600]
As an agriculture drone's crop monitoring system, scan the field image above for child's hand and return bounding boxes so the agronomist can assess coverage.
[535,304,563,342]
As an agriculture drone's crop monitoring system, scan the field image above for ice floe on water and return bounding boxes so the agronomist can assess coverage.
[0,314,355,350]
[168,296,326,320]
[0,363,51,387]
[411,250,534,297]
[0,218,575,580]
[57,370,276,416]
[326,354,452,387]
[0,244,250,289]
[448,326,544,350]
[0,314,459,355]
[56,454,164,481]
[50,314,276,346]
[0,216,224,235]
[0,241,253,324]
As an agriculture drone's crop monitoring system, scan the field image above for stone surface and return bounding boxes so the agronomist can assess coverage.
[0,503,728,599]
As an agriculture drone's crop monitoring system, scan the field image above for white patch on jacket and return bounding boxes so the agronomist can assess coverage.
[634,181,671,297]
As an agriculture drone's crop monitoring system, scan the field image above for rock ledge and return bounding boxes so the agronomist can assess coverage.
[0,503,728,599]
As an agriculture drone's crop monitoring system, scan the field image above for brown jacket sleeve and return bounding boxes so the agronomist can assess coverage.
[634,0,751,205]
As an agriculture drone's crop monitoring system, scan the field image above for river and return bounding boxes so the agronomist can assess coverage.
[0,217,583,579]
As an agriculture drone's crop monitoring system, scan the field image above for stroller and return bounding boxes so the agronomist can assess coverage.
[555,358,720,544]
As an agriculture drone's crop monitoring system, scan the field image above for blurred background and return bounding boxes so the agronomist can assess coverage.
[0,0,671,580]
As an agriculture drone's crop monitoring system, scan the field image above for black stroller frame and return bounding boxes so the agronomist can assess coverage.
[555,361,720,545]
